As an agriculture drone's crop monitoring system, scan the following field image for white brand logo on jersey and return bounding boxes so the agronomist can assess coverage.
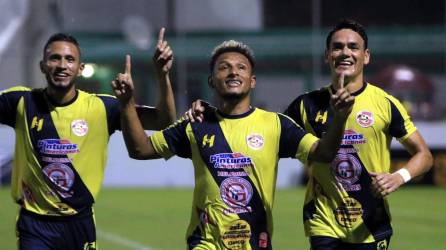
[246,133,264,150]
[71,119,89,136]
[356,110,374,128]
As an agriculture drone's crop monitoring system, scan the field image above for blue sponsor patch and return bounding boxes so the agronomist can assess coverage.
[210,153,252,169]
[37,139,80,155]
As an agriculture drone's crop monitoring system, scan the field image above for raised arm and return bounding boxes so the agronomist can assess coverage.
[370,131,433,197]
[308,74,354,162]
[138,27,176,130]
[112,55,161,159]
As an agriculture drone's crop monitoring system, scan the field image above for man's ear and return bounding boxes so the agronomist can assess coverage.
[250,75,256,89]
[324,49,329,64]
[364,49,370,65]
[77,62,85,76]
[208,75,214,88]
[39,60,45,73]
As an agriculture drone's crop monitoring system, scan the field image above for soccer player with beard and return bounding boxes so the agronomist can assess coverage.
[113,39,354,249]
[283,19,433,249]
[0,29,176,249]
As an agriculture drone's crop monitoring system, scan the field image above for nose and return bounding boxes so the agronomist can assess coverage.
[229,66,239,76]
[57,58,68,69]
[340,46,352,57]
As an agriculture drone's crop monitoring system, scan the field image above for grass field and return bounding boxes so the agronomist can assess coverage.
[1,187,445,249]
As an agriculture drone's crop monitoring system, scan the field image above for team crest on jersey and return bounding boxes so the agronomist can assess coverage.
[331,154,362,191]
[220,177,253,213]
[71,119,89,136]
[356,110,374,128]
[43,163,75,198]
[246,133,264,150]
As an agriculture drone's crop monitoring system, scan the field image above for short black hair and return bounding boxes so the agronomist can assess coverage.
[209,40,255,72]
[326,19,368,50]
[43,33,81,58]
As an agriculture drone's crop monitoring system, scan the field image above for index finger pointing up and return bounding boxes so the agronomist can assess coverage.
[158,27,166,46]
[336,72,345,90]
[125,54,131,75]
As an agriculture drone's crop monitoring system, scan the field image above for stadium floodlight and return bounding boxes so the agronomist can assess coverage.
[82,63,95,78]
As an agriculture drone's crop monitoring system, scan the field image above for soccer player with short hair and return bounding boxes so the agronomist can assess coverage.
[113,39,355,249]
[284,19,433,249]
[0,28,176,249]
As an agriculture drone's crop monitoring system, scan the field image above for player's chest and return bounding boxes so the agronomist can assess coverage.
[306,101,387,141]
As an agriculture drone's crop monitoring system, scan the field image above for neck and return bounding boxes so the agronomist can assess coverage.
[332,74,364,93]
[45,86,77,105]
[216,96,251,115]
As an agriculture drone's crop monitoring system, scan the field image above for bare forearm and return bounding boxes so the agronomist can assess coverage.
[404,148,433,178]
[137,74,176,131]
[310,114,347,162]
[120,99,155,159]
[155,73,176,127]
[399,131,433,179]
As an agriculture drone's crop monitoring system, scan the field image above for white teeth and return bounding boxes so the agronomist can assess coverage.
[338,61,353,66]
[226,79,241,85]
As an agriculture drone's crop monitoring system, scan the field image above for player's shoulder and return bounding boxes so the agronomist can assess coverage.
[365,83,401,103]
[0,86,32,95]
[290,85,330,105]
[78,89,118,104]
[254,108,296,125]
[365,83,392,97]
[253,107,280,119]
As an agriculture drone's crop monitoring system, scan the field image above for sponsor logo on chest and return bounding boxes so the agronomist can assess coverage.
[342,129,366,145]
[38,139,79,155]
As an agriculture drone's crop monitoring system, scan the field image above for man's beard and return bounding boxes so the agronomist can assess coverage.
[220,91,249,101]
[46,76,76,92]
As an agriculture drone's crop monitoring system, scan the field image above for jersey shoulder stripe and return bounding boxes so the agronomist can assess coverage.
[0,86,33,127]
[152,118,192,159]
[93,92,120,134]
[367,83,417,140]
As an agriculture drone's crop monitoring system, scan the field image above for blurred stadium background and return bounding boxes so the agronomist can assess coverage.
[0,0,446,249]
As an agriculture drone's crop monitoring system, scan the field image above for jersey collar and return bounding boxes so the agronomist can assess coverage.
[329,82,367,96]
[44,89,79,107]
[217,106,255,119]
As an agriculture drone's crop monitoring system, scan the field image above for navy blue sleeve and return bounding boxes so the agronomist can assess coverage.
[0,90,26,127]
[278,113,308,158]
[387,98,408,138]
[97,95,121,135]
[162,119,192,158]
[283,95,305,128]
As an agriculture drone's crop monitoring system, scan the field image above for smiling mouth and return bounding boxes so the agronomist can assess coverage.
[53,73,70,81]
[335,61,354,68]
[225,79,242,87]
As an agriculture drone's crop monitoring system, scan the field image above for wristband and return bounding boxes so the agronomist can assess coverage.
[395,168,411,183]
